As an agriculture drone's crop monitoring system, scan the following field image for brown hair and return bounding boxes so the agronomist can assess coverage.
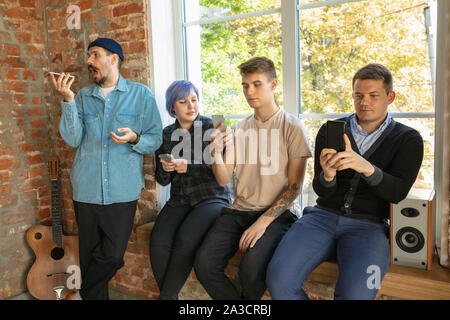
[238,57,277,80]
[352,63,393,94]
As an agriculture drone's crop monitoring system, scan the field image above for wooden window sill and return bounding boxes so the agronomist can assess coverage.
[306,255,450,300]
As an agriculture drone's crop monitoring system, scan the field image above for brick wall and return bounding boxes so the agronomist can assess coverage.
[0,0,157,299]
[0,0,51,299]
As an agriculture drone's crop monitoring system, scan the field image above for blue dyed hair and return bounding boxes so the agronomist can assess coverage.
[165,80,199,118]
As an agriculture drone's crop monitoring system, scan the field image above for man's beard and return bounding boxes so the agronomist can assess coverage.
[95,76,107,86]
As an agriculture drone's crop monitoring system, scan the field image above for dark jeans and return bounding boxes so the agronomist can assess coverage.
[266,206,390,300]
[73,200,137,300]
[194,207,297,300]
[149,200,227,300]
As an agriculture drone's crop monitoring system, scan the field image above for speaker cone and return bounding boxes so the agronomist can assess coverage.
[395,227,425,253]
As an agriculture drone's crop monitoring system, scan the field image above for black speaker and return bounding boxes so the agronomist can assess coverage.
[390,189,435,270]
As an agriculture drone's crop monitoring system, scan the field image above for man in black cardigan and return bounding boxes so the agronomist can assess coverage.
[266,63,423,300]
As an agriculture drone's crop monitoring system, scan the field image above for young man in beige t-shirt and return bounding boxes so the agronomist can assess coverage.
[194,57,312,299]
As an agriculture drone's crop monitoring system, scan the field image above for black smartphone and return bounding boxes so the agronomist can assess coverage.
[326,120,346,152]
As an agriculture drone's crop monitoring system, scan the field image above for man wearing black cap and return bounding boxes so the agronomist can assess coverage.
[51,38,162,300]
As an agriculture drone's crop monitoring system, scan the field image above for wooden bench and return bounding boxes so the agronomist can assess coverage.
[110,221,450,300]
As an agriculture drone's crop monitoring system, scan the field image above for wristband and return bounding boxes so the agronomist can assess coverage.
[128,132,140,145]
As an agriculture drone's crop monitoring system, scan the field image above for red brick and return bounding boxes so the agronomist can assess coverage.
[37,207,50,219]
[140,190,154,202]
[2,80,27,92]
[6,69,19,80]
[0,146,14,156]
[98,0,125,5]
[0,184,10,195]
[110,18,128,30]
[39,197,51,207]
[30,129,45,139]
[0,56,25,68]
[19,0,35,8]
[80,11,93,22]
[24,70,37,81]
[30,120,44,128]
[15,32,32,43]
[0,159,14,171]
[3,7,29,19]
[128,41,146,54]
[28,153,44,165]
[0,172,9,183]
[26,107,43,116]
[29,177,46,189]
[31,96,41,104]
[28,165,47,178]
[26,45,43,55]
[113,3,143,17]
[77,0,94,11]
[16,118,25,128]
[14,94,25,105]
[4,45,20,56]
[18,144,35,153]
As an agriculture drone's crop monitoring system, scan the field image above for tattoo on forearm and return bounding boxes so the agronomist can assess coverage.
[263,183,300,218]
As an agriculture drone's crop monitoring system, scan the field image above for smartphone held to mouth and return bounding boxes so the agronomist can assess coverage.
[46,71,75,79]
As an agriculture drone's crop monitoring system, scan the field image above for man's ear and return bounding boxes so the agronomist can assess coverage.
[109,53,119,69]
[388,91,396,104]
[271,78,278,91]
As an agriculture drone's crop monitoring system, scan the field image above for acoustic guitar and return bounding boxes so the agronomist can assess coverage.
[27,156,80,300]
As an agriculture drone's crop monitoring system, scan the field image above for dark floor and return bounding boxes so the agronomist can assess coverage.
[8,288,149,300]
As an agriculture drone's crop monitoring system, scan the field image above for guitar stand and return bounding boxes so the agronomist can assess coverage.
[53,285,65,300]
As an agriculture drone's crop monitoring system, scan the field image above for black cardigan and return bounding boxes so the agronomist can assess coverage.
[312,116,424,222]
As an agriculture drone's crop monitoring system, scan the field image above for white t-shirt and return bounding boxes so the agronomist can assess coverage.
[229,108,312,216]
[99,86,115,100]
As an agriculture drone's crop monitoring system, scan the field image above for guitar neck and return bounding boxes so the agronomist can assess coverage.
[50,179,63,248]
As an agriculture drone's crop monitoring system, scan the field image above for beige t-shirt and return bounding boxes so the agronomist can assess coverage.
[229,108,312,216]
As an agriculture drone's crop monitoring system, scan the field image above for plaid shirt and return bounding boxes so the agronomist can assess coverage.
[155,114,231,207]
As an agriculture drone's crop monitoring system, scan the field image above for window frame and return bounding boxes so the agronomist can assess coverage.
[151,0,445,247]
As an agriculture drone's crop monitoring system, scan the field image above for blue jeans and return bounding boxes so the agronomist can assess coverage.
[194,207,297,300]
[266,206,390,300]
[150,200,227,300]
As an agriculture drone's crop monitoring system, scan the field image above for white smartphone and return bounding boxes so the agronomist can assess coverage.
[212,115,226,132]
[47,72,75,79]
[159,153,174,162]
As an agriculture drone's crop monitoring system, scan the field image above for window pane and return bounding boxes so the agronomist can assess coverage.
[184,0,281,23]
[186,12,283,115]
[299,0,433,115]
[395,117,434,190]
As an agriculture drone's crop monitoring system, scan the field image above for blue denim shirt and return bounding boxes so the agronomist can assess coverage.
[59,75,163,204]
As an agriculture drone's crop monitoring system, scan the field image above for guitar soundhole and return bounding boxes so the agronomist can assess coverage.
[51,247,65,260]
[34,232,42,240]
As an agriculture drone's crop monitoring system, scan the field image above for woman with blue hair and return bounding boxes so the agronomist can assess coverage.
[150,80,231,299]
